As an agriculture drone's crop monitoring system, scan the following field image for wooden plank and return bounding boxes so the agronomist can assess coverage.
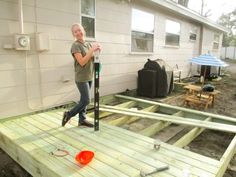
[139,121,171,137]
[155,124,187,143]
[115,95,236,124]
[23,116,142,177]
[91,116,219,167]
[31,113,175,177]
[88,101,136,118]
[50,111,219,175]
[174,117,212,148]
[216,135,236,177]
[8,118,129,177]
[0,123,85,177]
[107,105,159,126]
[0,124,60,177]
[99,105,236,133]
[2,120,104,177]
[139,111,183,137]
[98,94,117,105]
[44,112,216,177]
[184,95,212,110]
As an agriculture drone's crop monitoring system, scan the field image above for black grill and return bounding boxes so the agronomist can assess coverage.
[137,59,173,98]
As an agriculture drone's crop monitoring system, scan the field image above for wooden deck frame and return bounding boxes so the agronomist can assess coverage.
[138,111,183,137]
[107,105,159,126]
[173,117,212,148]
[96,95,236,176]
[88,100,137,119]
[1,94,236,177]
[0,110,220,177]
[216,135,236,177]
[100,105,236,133]
[116,95,236,124]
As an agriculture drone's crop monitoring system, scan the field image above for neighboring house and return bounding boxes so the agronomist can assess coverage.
[0,0,227,118]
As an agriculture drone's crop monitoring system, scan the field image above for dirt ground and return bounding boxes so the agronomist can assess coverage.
[0,60,236,177]
[166,59,236,177]
[0,148,32,177]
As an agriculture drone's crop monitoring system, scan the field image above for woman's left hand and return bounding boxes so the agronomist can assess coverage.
[92,43,101,52]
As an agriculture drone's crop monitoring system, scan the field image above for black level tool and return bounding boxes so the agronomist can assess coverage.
[94,52,100,131]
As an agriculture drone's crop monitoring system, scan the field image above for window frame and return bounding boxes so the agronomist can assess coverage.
[130,8,155,54]
[80,0,96,41]
[165,19,181,47]
[213,33,220,50]
[189,28,197,41]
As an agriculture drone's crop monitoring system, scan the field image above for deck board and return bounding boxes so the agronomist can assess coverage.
[24,115,137,177]
[0,109,221,177]
[49,111,218,176]
[33,113,175,177]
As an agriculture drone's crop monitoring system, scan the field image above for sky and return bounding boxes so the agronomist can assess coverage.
[188,0,236,22]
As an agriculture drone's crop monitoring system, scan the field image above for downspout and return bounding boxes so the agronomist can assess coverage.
[18,0,31,110]
[18,0,24,34]
[199,24,203,55]
[18,0,42,110]
[199,24,204,78]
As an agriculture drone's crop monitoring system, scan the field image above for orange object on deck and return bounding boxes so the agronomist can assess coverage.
[75,150,94,165]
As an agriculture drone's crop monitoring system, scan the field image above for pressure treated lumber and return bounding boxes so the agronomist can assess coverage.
[2,103,236,177]
[45,111,219,172]
[139,111,183,137]
[216,135,236,177]
[0,123,85,177]
[0,109,223,177]
[116,95,236,124]
[50,111,218,176]
[173,117,212,147]
[108,105,159,126]
[88,100,136,118]
[34,113,181,177]
[11,117,129,177]
[99,105,236,133]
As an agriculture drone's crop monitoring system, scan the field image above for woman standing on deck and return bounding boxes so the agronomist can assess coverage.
[62,23,101,127]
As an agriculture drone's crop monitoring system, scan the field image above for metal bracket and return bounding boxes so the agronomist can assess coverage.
[154,140,161,150]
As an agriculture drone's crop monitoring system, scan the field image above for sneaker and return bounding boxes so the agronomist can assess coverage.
[79,120,94,128]
[62,111,71,127]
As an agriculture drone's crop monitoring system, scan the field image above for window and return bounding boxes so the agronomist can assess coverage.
[213,34,220,50]
[131,9,154,52]
[81,0,95,39]
[189,28,197,41]
[165,20,180,46]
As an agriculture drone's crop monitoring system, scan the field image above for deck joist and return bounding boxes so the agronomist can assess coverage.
[0,94,236,177]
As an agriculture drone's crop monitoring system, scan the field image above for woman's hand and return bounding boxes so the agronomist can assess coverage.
[91,43,101,52]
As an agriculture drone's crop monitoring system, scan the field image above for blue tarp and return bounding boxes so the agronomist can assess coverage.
[190,54,228,67]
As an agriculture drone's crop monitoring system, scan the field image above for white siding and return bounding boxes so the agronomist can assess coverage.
[201,26,222,57]
[0,0,78,118]
[0,0,223,118]
[200,26,223,73]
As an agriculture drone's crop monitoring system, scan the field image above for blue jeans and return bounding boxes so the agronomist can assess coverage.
[68,81,92,123]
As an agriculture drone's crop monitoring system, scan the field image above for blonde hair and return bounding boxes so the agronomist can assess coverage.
[71,23,86,37]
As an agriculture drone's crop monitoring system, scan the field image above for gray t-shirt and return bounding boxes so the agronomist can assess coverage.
[71,41,94,82]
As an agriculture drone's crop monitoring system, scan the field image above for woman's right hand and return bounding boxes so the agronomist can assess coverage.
[91,43,101,52]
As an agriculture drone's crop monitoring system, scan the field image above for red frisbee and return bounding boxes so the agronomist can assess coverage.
[75,150,94,165]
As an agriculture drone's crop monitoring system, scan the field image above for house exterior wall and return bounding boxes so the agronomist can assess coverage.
[0,0,223,118]
[0,0,80,118]
[201,26,223,57]
[199,26,223,73]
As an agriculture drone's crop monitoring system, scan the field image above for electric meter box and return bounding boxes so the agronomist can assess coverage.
[15,34,30,50]
[36,32,50,51]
